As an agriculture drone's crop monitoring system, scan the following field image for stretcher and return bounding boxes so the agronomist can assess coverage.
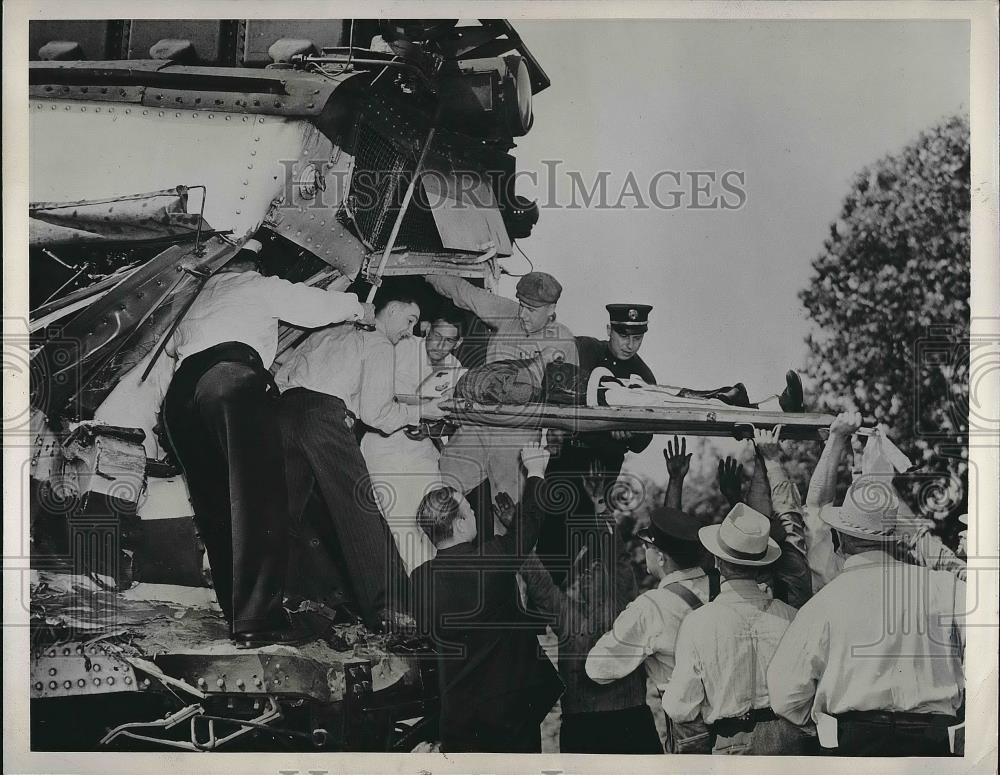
[439,399,837,441]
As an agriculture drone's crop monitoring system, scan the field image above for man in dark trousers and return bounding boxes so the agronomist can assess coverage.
[161,239,371,648]
[275,293,444,630]
[411,442,564,753]
[520,464,662,754]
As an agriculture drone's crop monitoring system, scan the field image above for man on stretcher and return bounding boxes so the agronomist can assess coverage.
[586,365,805,411]
[578,303,805,412]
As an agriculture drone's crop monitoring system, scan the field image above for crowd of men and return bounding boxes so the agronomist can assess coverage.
[134,236,966,754]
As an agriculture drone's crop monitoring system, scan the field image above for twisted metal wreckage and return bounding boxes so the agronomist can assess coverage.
[25,18,835,751]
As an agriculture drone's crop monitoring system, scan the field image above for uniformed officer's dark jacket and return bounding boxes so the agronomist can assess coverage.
[575,336,656,464]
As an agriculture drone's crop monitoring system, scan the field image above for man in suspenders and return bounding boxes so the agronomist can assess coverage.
[585,506,717,753]
[662,504,812,754]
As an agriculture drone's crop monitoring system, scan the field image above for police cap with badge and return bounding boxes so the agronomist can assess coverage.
[607,304,652,334]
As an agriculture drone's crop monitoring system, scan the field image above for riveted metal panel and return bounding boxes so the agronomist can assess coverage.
[152,653,335,702]
[30,83,146,103]
[31,646,138,698]
[262,122,365,274]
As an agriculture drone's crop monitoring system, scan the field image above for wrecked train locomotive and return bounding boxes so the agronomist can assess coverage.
[26,18,547,752]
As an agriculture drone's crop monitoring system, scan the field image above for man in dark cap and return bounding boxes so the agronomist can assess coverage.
[586,505,717,753]
[575,303,658,475]
[533,304,657,583]
[425,272,578,539]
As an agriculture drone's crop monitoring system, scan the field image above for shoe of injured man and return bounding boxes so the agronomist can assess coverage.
[777,370,804,413]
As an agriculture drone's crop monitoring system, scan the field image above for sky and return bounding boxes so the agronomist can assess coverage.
[495,19,970,480]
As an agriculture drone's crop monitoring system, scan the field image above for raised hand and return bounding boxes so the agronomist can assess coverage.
[753,425,784,461]
[830,410,863,438]
[718,456,744,506]
[582,458,608,504]
[520,441,551,477]
[663,435,692,479]
[492,491,517,530]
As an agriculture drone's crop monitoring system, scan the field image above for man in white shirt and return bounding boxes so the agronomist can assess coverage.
[585,505,715,753]
[361,309,465,574]
[160,239,371,648]
[662,503,811,755]
[275,292,444,630]
[767,474,966,755]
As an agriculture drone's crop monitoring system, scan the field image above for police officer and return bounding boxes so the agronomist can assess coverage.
[575,304,657,474]
[535,305,656,583]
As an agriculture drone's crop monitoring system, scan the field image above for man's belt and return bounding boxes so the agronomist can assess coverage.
[835,710,960,727]
[279,387,357,428]
[710,707,777,737]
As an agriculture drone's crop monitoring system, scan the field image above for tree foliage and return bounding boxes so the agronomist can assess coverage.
[799,115,970,535]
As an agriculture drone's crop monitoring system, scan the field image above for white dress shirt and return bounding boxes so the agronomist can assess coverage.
[276,324,420,434]
[360,337,461,575]
[586,566,711,689]
[662,579,798,724]
[767,550,966,725]
[168,271,363,367]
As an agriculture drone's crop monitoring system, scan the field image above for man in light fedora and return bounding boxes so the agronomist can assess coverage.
[662,503,812,754]
[768,475,966,756]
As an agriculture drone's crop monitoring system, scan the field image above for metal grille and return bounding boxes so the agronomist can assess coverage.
[342,121,443,253]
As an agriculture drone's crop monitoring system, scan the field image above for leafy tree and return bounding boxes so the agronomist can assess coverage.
[799,115,970,542]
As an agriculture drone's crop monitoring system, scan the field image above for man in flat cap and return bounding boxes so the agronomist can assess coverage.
[425,272,578,539]
[586,505,716,753]
[662,503,811,755]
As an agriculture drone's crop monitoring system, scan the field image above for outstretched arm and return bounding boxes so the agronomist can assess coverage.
[487,442,550,556]
[425,275,519,330]
[802,412,861,590]
[520,551,566,633]
[663,435,691,510]
[754,426,812,607]
[806,411,861,508]
[718,456,744,517]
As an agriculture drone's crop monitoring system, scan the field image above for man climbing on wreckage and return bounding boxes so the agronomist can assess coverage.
[275,290,447,632]
[161,239,374,649]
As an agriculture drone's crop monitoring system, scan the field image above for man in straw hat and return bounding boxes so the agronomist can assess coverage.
[768,474,966,755]
[661,503,812,754]
[586,504,717,753]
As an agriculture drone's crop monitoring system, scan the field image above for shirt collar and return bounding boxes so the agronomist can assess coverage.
[658,566,706,588]
[842,548,898,571]
[717,578,771,601]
